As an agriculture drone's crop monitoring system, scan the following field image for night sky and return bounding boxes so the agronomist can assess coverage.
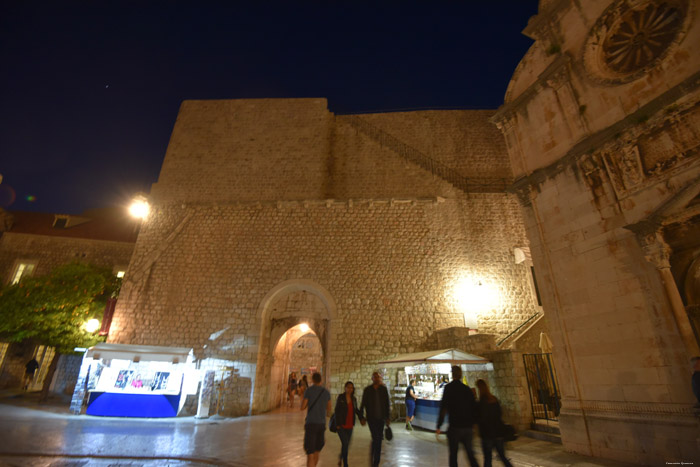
[0,1,538,215]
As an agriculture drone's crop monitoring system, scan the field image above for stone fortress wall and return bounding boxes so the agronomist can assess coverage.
[110,98,541,419]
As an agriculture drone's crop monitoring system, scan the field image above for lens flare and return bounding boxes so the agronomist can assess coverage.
[25,195,36,202]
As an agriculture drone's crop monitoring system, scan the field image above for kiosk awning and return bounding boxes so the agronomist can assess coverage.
[377,348,490,368]
[85,343,193,363]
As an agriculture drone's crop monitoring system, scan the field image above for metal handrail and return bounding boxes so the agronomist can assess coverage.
[496,311,542,347]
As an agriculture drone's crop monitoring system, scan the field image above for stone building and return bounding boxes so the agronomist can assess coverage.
[492,0,700,463]
[0,208,137,391]
[108,99,542,421]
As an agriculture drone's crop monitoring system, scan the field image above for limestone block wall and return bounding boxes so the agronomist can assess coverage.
[50,354,82,396]
[348,110,512,180]
[151,98,332,204]
[0,233,134,284]
[110,196,537,414]
[520,166,700,463]
[481,349,531,431]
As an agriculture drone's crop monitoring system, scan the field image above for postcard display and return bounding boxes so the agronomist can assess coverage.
[83,344,197,417]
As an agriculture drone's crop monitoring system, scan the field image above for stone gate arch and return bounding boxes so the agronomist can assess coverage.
[251,279,337,414]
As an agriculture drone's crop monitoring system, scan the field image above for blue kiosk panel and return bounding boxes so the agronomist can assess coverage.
[412,398,448,431]
[86,391,181,417]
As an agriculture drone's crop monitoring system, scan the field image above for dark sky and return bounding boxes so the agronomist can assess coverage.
[0,1,538,215]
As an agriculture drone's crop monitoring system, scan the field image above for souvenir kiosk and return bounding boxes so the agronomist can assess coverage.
[378,348,493,430]
[78,343,199,417]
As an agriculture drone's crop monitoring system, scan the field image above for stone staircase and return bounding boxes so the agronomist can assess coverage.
[342,115,511,193]
[524,419,562,444]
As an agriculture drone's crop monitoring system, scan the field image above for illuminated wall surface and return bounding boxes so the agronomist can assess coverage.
[491,0,700,464]
[109,100,540,420]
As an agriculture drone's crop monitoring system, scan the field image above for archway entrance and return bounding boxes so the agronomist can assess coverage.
[252,280,337,414]
[270,324,324,409]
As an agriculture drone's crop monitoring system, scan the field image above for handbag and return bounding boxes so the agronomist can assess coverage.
[329,413,337,432]
[500,423,518,442]
[384,425,393,441]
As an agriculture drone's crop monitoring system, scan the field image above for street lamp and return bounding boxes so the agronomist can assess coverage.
[85,319,100,333]
[128,194,150,220]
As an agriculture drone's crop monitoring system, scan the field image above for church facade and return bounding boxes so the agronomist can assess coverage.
[492,0,700,463]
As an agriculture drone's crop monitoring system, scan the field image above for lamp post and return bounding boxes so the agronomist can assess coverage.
[84,319,100,333]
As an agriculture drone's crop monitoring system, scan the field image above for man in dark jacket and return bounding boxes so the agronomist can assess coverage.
[436,366,479,467]
[360,371,391,467]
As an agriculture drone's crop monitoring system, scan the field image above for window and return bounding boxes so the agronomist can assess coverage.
[10,261,37,285]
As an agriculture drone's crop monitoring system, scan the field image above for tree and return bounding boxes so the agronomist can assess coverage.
[0,262,121,401]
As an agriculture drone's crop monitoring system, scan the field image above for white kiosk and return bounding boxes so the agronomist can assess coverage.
[73,343,199,417]
[379,348,493,430]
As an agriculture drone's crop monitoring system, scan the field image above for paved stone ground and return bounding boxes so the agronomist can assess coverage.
[0,391,637,466]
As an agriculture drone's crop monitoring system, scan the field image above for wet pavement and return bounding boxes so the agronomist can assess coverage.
[0,391,636,466]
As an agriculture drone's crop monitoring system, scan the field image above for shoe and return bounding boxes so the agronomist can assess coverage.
[406,422,413,431]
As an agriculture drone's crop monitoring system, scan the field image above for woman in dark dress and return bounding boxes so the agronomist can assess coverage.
[405,379,417,430]
[476,379,514,467]
[334,381,365,467]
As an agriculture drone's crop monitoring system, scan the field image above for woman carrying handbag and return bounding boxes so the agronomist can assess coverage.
[333,381,365,467]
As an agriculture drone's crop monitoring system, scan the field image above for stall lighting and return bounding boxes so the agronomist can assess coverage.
[299,323,310,333]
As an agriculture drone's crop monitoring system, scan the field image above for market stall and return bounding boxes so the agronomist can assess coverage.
[379,348,493,430]
[78,343,199,417]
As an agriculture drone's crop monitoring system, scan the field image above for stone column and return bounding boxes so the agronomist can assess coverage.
[638,229,700,356]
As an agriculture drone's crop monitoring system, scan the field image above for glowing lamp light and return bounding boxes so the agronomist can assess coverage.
[299,323,310,333]
[452,277,499,330]
[85,319,100,333]
[128,196,150,219]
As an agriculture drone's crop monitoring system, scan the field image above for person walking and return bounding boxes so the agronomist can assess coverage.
[436,366,479,467]
[299,374,309,398]
[476,379,513,467]
[301,372,331,467]
[405,379,417,430]
[334,381,365,467]
[288,371,298,408]
[23,358,39,391]
[360,371,391,467]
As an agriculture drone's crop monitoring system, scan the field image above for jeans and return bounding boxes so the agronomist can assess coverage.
[337,427,353,467]
[367,418,384,466]
[447,427,479,467]
[481,437,513,467]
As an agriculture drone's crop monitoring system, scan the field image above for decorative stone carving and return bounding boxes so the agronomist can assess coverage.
[583,0,689,85]
[602,145,646,197]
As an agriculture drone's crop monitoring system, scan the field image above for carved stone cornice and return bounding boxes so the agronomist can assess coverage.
[492,54,572,124]
[503,70,700,193]
[522,0,570,41]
